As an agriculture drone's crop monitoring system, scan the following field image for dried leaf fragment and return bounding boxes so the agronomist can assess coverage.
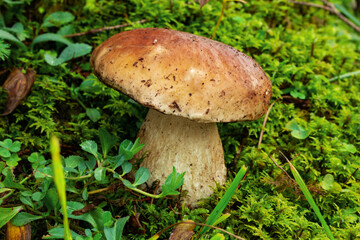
[6,221,31,240]
[197,0,211,8]
[71,203,95,215]
[169,220,195,240]
[1,68,36,116]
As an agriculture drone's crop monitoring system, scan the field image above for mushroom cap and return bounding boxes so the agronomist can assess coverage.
[91,28,272,123]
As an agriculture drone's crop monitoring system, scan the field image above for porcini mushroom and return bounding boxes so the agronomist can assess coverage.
[90,28,272,206]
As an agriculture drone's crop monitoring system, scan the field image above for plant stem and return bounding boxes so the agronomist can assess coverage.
[65,173,93,181]
[106,168,163,198]
[211,0,227,39]
[19,173,33,184]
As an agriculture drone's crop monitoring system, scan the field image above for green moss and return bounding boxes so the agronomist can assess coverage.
[0,0,359,239]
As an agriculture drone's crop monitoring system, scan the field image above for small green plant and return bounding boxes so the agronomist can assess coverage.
[0,11,92,66]
[150,165,248,239]
[0,130,185,239]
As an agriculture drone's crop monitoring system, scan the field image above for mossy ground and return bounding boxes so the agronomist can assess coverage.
[0,0,359,239]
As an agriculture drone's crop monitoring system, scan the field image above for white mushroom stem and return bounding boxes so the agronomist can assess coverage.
[136,109,227,206]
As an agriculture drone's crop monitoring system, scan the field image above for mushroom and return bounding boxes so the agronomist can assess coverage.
[90,28,272,206]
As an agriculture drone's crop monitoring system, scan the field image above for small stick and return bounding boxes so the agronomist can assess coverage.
[266,153,293,181]
[258,100,277,149]
[64,19,148,38]
[344,168,359,184]
[150,181,160,205]
[288,1,332,11]
[288,0,360,33]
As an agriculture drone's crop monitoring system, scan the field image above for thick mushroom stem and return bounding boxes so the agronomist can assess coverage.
[136,109,227,206]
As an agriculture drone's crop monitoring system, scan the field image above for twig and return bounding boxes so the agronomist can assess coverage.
[258,100,277,149]
[64,19,148,38]
[344,168,359,184]
[288,0,360,33]
[288,1,332,11]
[152,221,246,240]
[265,153,293,181]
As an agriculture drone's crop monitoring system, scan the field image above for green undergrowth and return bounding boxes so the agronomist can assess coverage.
[0,0,359,239]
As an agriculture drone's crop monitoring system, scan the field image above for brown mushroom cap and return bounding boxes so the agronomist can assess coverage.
[91,28,272,123]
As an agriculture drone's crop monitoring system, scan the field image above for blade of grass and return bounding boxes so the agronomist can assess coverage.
[329,70,360,82]
[198,165,247,236]
[282,156,335,240]
[334,3,360,27]
[50,136,73,240]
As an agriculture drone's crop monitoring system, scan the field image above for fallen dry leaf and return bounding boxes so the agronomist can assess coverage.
[1,68,36,116]
[71,203,96,215]
[6,221,31,240]
[169,220,195,240]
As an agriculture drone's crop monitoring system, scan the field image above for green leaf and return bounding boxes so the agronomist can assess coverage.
[210,233,225,240]
[44,187,59,211]
[131,138,145,154]
[28,152,46,164]
[80,140,98,157]
[44,43,92,66]
[121,162,132,175]
[19,196,34,208]
[340,143,357,154]
[8,141,21,152]
[285,120,310,139]
[0,29,27,49]
[122,179,135,189]
[57,24,75,36]
[99,128,117,158]
[94,167,106,181]
[10,212,42,226]
[43,227,82,239]
[104,216,129,240]
[32,33,72,48]
[79,78,101,92]
[160,185,179,196]
[159,167,186,197]
[119,139,144,161]
[32,191,44,201]
[0,147,10,158]
[65,155,84,169]
[0,139,13,149]
[119,140,135,160]
[66,201,106,231]
[103,211,114,228]
[6,153,21,167]
[199,165,247,235]
[164,167,185,191]
[0,206,23,229]
[3,168,25,189]
[133,167,150,186]
[321,174,334,191]
[41,11,75,28]
[82,188,88,201]
[86,108,101,122]
[109,155,125,170]
[290,89,306,99]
